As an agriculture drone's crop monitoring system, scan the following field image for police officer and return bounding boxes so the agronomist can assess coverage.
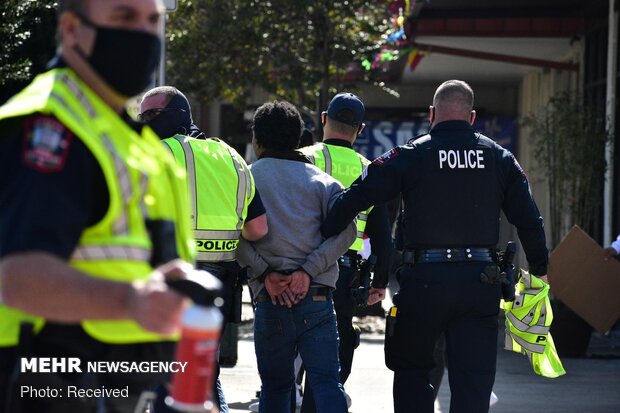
[140,86,268,413]
[321,80,549,413]
[0,1,199,412]
[299,93,393,411]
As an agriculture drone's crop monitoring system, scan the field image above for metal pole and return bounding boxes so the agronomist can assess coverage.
[316,89,323,141]
[604,0,618,246]
[158,14,166,86]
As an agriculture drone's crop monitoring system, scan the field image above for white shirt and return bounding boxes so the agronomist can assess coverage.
[611,233,620,254]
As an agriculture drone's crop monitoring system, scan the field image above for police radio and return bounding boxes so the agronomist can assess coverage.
[499,242,517,302]
[351,254,377,306]
[480,242,517,301]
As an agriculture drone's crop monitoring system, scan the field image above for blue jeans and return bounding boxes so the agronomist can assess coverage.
[254,292,347,413]
[301,264,357,413]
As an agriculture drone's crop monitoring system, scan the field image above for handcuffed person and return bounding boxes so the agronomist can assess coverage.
[237,101,356,413]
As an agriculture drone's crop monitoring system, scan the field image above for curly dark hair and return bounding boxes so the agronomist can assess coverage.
[252,101,303,150]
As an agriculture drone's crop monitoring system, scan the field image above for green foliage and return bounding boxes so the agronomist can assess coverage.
[522,92,610,247]
[166,0,391,113]
[0,0,58,103]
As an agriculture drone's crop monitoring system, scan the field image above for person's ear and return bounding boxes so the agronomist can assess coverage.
[429,106,435,124]
[252,135,261,158]
[59,11,81,47]
[321,112,327,125]
[469,110,476,125]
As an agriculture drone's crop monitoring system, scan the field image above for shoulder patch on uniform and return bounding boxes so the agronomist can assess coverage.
[372,148,399,166]
[22,115,73,172]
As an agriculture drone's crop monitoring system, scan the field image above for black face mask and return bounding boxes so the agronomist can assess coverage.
[147,109,188,139]
[142,91,194,139]
[74,14,161,97]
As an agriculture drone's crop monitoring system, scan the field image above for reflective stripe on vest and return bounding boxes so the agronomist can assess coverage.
[71,245,152,262]
[503,270,566,378]
[302,143,372,251]
[163,136,254,262]
[0,68,194,346]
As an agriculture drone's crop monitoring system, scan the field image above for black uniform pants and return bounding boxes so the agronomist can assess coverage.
[386,262,501,413]
[300,264,357,413]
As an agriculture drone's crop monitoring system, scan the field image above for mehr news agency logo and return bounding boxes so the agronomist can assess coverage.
[19,357,188,399]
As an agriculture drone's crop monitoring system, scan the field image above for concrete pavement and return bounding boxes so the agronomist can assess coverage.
[220,296,620,412]
[221,332,620,413]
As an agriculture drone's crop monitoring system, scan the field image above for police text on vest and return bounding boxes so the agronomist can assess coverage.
[438,150,485,169]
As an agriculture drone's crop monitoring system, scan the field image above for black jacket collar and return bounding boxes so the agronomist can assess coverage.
[430,120,473,132]
[323,138,353,149]
[259,149,312,164]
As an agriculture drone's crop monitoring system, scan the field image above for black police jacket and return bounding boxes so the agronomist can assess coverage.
[321,120,548,275]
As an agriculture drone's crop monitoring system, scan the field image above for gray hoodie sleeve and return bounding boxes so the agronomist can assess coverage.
[301,181,357,278]
[236,237,270,295]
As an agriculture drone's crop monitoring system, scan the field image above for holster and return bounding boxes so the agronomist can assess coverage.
[386,306,398,338]
[479,242,516,301]
[350,255,377,307]
[384,293,401,372]
[500,264,516,302]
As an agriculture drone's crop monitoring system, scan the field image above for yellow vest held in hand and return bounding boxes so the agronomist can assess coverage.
[503,270,566,378]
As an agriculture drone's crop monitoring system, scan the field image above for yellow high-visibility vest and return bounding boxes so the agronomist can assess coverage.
[0,68,194,345]
[301,143,372,251]
[503,270,566,378]
[163,136,255,262]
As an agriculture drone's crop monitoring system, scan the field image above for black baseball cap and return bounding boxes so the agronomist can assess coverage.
[326,93,365,126]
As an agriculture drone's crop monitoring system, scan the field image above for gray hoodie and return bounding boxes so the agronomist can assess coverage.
[236,157,356,296]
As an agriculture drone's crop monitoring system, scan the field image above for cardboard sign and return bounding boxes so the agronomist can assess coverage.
[548,226,620,333]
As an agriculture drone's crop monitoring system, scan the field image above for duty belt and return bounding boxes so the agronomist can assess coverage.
[197,262,230,278]
[402,248,495,265]
[255,285,331,303]
[338,254,360,269]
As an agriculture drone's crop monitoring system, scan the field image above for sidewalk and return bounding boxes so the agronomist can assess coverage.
[220,297,620,412]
